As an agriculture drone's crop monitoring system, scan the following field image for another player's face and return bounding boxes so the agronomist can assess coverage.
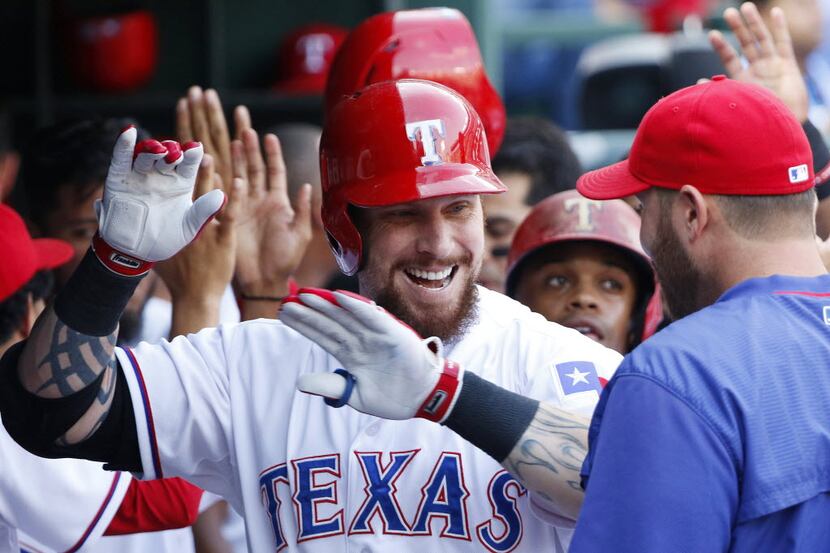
[479,172,533,293]
[514,242,638,353]
[38,184,102,286]
[357,194,484,343]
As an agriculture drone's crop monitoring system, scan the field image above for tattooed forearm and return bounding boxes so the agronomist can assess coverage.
[19,307,117,399]
[55,356,119,446]
[18,305,120,445]
[501,403,590,521]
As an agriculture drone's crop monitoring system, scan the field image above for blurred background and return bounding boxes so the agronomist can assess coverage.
[2,0,830,171]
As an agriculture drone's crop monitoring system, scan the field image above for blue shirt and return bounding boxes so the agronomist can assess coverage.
[571,274,830,553]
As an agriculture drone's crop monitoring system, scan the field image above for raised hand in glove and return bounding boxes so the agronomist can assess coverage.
[280,288,463,423]
[93,126,226,276]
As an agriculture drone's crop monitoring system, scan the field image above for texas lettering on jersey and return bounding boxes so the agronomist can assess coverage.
[259,451,526,552]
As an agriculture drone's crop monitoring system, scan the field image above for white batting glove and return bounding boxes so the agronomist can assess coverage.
[280,289,464,423]
[92,126,226,276]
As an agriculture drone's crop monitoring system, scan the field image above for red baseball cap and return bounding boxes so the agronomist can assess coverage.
[0,204,73,302]
[577,75,814,200]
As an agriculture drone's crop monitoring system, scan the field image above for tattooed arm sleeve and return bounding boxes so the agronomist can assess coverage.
[501,404,589,522]
[15,306,120,447]
[1,248,143,453]
[443,372,589,522]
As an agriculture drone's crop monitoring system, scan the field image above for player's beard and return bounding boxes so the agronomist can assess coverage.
[650,211,704,320]
[359,254,480,345]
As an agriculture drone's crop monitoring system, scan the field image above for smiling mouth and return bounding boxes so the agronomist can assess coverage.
[404,266,458,290]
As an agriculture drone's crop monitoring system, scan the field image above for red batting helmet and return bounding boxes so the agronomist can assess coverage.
[273,23,348,95]
[324,8,506,156]
[67,10,158,93]
[321,79,506,275]
[506,189,663,343]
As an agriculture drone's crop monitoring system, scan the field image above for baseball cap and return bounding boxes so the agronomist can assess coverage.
[0,204,73,302]
[577,75,814,200]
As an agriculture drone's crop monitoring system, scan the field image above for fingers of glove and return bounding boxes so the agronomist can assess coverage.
[156,140,184,174]
[133,140,168,174]
[177,142,204,180]
[183,188,226,242]
[297,373,347,402]
[296,293,364,333]
[280,303,352,355]
[108,126,138,183]
[333,291,418,336]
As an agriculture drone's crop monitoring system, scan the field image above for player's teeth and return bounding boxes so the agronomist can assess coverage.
[407,267,452,281]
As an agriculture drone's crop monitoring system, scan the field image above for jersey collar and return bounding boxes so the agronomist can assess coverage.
[716,273,830,304]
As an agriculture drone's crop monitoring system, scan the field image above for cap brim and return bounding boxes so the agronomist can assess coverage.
[33,238,74,270]
[576,159,652,200]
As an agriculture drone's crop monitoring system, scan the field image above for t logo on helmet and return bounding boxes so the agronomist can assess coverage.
[564,197,603,232]
[406,119,445,166]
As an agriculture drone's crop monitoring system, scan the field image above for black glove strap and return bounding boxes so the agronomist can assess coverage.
[54,248,145,336]
[444,372,540,463]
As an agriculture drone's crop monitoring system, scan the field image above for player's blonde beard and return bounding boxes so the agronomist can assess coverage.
[358,254,481,345]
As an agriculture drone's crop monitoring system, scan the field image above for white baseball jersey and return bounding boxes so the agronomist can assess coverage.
[1,419,131,553]
[115,286,622,552]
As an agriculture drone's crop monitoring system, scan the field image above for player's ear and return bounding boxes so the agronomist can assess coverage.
[677,185,708,243]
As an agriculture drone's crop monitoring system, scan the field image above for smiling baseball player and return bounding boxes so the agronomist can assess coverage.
[0,79,620,552]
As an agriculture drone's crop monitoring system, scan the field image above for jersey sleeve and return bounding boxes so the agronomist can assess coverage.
[116,325,234,497]
[519,319,623,415]
[104,477,204,535]
[570,375,737,553]
[0,426,131,552]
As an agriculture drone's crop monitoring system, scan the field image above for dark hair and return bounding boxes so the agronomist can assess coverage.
[20,118,148,227]
[0,271,54,344]
[492,117,583,205]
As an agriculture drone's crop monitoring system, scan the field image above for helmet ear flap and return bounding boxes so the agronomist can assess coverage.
[324,204,364,276]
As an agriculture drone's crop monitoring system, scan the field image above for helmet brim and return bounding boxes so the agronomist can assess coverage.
[343,162,506,207]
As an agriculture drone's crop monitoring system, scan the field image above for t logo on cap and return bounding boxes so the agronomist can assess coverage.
[406,119,445,166]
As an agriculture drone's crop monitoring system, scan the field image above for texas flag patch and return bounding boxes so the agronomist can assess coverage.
[555,361,606,396]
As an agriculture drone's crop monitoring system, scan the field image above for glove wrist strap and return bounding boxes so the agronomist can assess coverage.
[92,232,154,277]
[416,360,463,424]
